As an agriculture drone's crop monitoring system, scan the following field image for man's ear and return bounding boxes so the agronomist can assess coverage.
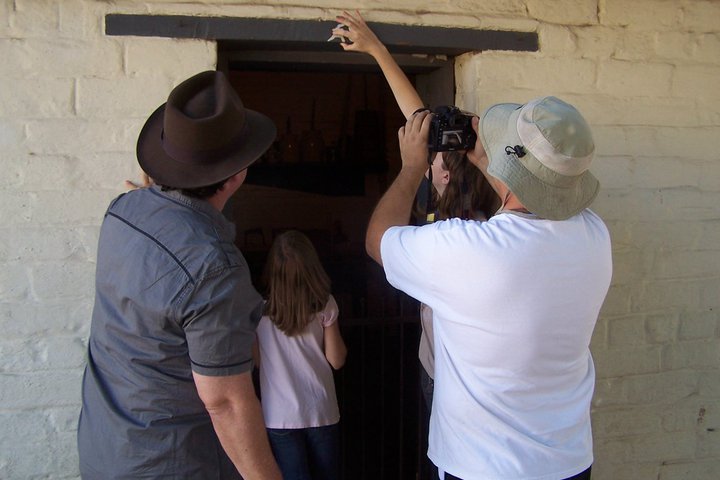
[222,169,248,191]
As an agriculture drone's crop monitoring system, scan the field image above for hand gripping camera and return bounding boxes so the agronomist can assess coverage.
[427,106,477,152]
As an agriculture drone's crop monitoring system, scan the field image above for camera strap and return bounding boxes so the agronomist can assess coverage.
[425,150,436,223]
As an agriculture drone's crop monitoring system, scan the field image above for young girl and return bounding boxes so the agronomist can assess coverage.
[255,230,347,480]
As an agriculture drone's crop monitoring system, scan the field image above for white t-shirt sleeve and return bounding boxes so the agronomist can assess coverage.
[380,224,438,306]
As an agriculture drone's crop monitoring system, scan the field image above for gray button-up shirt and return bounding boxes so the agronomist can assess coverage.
[78,186,263,479]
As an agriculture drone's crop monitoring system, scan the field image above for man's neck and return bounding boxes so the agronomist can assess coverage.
[499,191,530,214]
[503,195,525,211]
[207,170,246,211]
[206,195,226,212]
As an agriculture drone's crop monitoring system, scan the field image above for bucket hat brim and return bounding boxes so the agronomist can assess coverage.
[479,101,599,220]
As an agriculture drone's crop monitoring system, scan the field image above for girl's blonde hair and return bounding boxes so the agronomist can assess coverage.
[262,230,331,336]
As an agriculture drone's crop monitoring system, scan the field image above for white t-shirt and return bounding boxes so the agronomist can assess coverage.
[381,210,612,479]
[256,295,340,429]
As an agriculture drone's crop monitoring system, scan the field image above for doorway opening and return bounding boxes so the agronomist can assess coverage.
[221,47,450,480]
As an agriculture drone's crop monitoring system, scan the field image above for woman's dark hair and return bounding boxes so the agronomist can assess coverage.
[438,151,499,221]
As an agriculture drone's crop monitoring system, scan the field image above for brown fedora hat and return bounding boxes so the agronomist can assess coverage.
[137,70,276,188]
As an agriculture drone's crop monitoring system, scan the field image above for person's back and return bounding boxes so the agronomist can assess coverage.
[78,70,282,480]
[367,96,612,479]
[383,210,611,478]
[256,295,341,428]
[79,186,261,478]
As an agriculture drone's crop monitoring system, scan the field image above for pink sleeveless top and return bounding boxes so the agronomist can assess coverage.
[256,295,340,428]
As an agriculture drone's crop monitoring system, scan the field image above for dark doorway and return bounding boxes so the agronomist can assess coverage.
[224,60,437,479]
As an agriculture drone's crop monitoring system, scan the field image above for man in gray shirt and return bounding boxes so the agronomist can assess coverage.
[77,71,282,479]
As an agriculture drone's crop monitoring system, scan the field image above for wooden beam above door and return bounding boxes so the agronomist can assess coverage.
[105,14,538,56]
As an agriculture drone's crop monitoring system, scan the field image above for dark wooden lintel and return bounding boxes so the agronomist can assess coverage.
[105,14,538,56]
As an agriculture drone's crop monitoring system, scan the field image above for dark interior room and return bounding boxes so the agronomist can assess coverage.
[226,62,433,479]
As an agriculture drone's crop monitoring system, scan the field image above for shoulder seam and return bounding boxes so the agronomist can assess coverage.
[106,211,196,286]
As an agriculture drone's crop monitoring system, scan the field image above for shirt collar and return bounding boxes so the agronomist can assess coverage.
[149,185,236,240]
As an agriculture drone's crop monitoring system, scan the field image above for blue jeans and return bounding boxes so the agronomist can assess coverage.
[267,423,340,480]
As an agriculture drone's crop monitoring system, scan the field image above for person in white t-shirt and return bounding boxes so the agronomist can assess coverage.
[366,96,612,480]
[254,230,347,480]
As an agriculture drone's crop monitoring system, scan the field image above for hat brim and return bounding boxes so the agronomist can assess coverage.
[479,103,599,220]
[137,103,277,189]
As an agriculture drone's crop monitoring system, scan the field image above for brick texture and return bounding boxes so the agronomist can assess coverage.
[1,1,718,479]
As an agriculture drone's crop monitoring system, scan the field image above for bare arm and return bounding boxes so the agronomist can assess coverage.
[193,371,281,480]
[366,111,432,264]
[323,320,347,369]
[333,11,424,119]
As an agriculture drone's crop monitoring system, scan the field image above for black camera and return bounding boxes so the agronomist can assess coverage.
[427,106,477,152]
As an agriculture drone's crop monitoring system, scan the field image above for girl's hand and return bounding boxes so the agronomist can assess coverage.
[333,10,384,56]
[124,171,153,191]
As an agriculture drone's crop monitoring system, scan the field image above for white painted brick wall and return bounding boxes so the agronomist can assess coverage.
[1,0,718,478]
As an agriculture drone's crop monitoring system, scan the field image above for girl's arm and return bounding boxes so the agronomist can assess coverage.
[324,320,347,370]
[333,10,424,119]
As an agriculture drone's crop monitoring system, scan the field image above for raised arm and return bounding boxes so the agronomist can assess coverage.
[193,372,281,480]
[333,10,424,119]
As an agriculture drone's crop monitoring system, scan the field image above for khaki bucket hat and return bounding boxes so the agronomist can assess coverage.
[478,96,599,220]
